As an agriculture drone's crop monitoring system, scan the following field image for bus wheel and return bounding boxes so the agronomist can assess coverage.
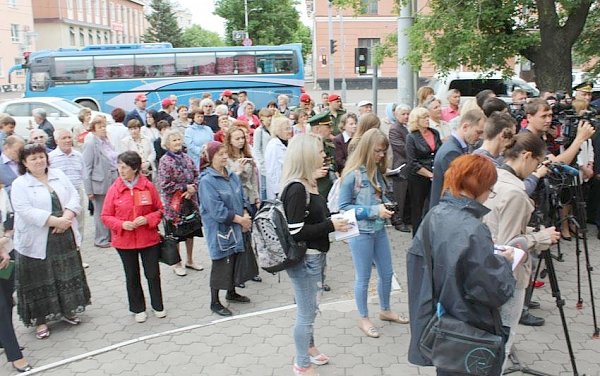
[78,100,99,111]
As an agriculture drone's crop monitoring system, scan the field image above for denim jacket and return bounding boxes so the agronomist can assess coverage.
[199,167,248,260]
[338,166,388,233]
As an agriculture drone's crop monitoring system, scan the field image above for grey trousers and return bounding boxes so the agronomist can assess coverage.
[92,194,111,246]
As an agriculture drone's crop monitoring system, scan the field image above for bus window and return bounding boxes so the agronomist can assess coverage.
[176,52,216,76]
[134,53,176,77]
[216,52,237,75]
[256,51,295,74]
[93,55,134,79]
[237,53,256,74]
[53,56,93,81]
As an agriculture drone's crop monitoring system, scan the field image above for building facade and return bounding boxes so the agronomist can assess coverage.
[0,0,36,86]
[33,0,146,50]
[312,0,433,89]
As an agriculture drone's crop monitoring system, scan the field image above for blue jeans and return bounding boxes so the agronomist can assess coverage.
[286,253,325,368]
[348,228,393,317]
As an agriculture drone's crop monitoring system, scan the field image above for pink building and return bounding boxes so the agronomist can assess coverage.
[0,0,35,86]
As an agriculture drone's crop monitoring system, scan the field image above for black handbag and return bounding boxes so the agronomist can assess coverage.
[234,232,259,285]
[159,234,181,265]
[172,199,202,238]
[417,217,506,376]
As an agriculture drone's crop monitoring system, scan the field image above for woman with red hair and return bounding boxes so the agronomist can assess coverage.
[406,154,516,376]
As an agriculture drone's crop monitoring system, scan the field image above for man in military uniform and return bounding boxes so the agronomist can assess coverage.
[573,82,593,108]
[308,112,337,199]
[310,93,346,137]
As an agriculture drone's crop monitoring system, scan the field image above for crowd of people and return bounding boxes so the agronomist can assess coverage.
[0,81,598,375]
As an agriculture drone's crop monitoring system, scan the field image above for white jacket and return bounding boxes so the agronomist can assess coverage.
[252,126,272,176]
[264,137,287,200]
[11,168,81,259]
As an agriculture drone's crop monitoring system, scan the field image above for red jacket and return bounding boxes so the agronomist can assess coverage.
[101,175,163,250]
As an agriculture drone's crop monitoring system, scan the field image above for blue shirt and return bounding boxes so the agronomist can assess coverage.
[185,123,214,168]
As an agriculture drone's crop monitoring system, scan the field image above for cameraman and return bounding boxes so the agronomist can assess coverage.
[484,133,560,369]
[523,98,595,164]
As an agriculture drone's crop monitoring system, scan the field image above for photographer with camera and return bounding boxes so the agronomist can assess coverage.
[483,132,561,368]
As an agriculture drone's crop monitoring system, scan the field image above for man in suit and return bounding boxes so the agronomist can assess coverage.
[388,104,412,232]
[429,109,486,208]
[124,94,148,127]
[0,136,25,194]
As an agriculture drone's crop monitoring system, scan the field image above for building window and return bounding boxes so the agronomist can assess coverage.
[104,31,109,44]
[79,27,85,46]
[69,26,76,46]
[88,29,94,44]
[14,58,24,76]
[361,0,378,15]
[8,0,17,8]
[357,38,380,70]
[10,24,20,43]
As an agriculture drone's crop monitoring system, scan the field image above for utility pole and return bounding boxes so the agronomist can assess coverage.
[397,0,415,106]
[327,0,334,92]
[339,10,347,102]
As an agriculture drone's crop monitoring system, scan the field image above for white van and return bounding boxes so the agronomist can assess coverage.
[428,71,539,105]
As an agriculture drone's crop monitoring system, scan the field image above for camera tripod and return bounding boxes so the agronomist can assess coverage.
[506,172,598,376]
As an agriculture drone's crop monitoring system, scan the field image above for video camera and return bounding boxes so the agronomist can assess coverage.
[509,102,526,132]
[554,106,599,147]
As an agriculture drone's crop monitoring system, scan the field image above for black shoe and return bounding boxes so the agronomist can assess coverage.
[12,362,33,373]
[519,311,545,326]
[528,301,541,309]
[394,224,411,233]
[236,283,246,288]
[561,234,572,241]
[322,284,331,292]
[226,292,251,303]
[251,275,262,282]
[210,303,232,316]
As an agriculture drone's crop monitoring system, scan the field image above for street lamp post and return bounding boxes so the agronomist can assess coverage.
[244,0,249,39]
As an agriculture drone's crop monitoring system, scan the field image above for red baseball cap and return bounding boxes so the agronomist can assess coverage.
[300,94,311,103]
[222,89,233,97]
[161,98,174,108]
[328,94,341,102]
[134,93,147,102]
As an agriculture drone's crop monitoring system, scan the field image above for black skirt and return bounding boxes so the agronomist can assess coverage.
[164,219,203,242]
[210,254,237,290]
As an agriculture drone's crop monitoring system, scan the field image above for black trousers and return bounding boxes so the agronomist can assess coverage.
[391,176,411,225]
[408,174,432,236]
[0,252,22,362]
[117,245,163,313]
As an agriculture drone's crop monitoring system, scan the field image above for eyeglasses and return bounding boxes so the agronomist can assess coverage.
[488,189,497,199]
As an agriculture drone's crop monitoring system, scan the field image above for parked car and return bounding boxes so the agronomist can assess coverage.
[428,71,539,105]
[0,97,114,140]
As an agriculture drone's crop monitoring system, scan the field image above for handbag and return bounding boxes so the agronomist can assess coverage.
[417,217,506,376]
[159,234,181,265]
[233,232,259,285]
[172,197,202,238]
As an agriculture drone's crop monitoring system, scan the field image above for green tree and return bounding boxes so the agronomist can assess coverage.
[180,25,225,47]
[292,23,312,59]
[214,0,311,55]
[143,0,183,47]
[335,0,597,92]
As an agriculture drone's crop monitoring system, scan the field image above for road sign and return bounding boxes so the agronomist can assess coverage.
[232,31,245,41]
[242,37,253,47]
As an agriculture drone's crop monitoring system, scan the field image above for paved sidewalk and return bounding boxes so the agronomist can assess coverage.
[4,220,600,375]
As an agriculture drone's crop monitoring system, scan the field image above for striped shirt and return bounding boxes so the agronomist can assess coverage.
[48,148,84,189]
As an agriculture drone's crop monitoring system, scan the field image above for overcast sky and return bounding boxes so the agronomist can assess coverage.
[176,0,309,37]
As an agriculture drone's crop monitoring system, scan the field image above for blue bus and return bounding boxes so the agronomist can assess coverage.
[8,43,305,112]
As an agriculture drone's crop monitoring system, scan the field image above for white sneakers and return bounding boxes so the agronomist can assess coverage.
[134,310,167,322]
[173,265,187,276]
[134,312,147,323]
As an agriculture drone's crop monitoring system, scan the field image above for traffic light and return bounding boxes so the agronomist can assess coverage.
[321,54,327,66]
[330,39,337,55]
[355,47,368,75]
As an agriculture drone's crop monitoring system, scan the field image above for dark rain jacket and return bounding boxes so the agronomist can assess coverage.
[406,193,515,366]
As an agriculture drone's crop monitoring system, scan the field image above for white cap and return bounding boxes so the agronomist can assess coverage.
[357,100,373,107]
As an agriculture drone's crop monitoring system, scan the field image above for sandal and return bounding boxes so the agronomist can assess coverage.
[12,362,33,373]
[185,263,204,271]
[359,324,380,338]
[62,315,81,325]
[35,325,50,340]
[379,312,410,324]
[309,353,330,365]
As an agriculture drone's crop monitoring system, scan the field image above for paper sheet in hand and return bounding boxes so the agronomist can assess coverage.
[494,246,526,271]
[333,209,359,241]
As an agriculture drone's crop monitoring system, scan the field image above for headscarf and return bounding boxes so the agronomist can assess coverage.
[199,141,224,171]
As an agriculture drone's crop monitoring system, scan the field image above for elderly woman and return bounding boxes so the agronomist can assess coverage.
[201,98,219,132]
[238,101,260,130]
[121,119,156,180]
[157,129,203,277]
[424,97,452,141]
[405,107,442,235]
[11,144,91,340]
[199,141,252,317]
[407,154,516,375]
[73,107,92,147]
[101,151,165,323]
[0,183,32,372]
[29,129,53,152]
[171,105,190,137]
[265,116,293,200]
[32,108,56,150]
[82,115,118,248]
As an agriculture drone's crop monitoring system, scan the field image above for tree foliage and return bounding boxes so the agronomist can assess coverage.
[143,0,183,47]
[573,3,600,78]
[214,0,311,57]
[180,25,225,47]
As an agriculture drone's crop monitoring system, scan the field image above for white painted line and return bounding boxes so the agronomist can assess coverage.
[20,298,358,375]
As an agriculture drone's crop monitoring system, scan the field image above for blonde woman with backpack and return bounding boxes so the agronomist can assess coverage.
[280,134,349,376]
